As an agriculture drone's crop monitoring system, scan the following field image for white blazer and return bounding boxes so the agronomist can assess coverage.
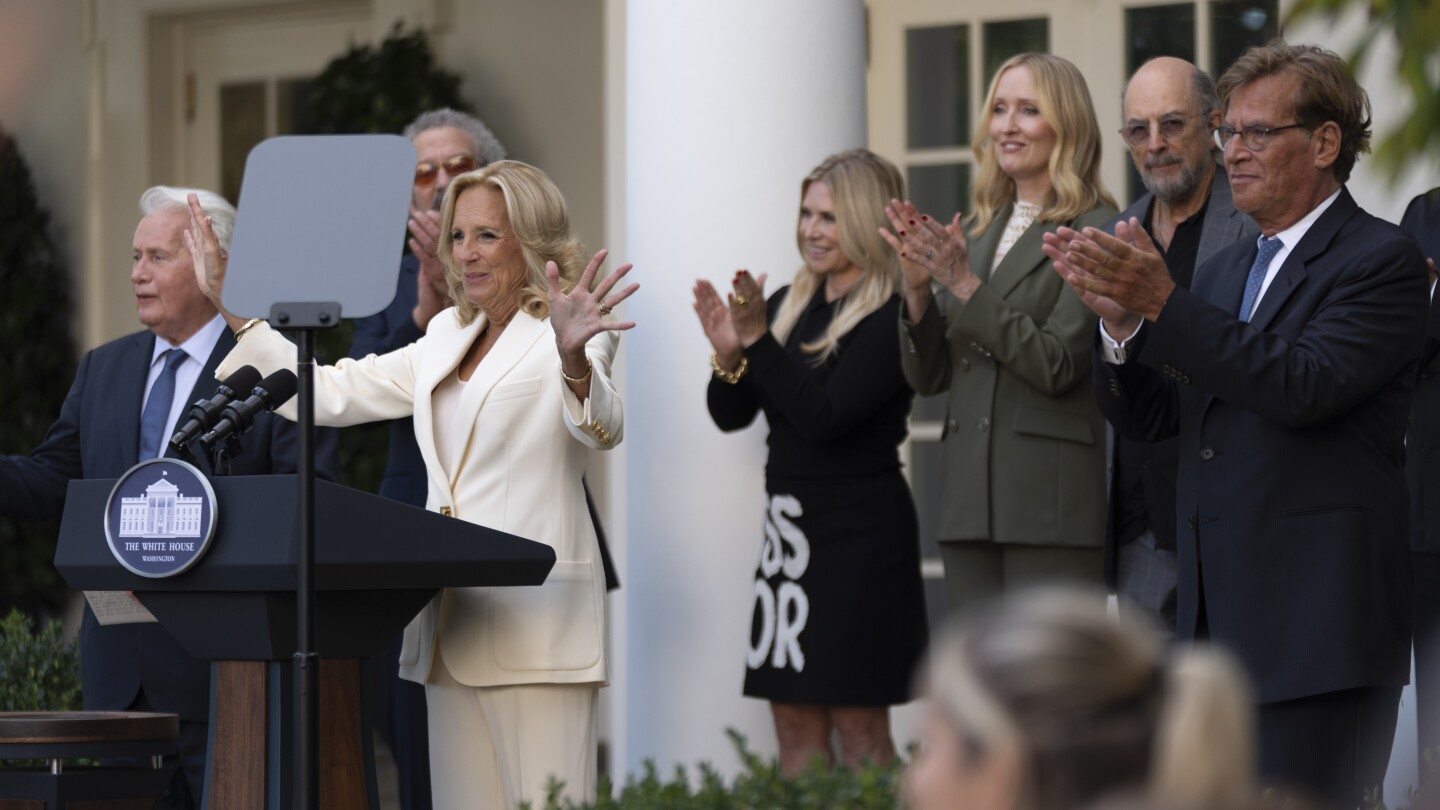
[217,309,620,687]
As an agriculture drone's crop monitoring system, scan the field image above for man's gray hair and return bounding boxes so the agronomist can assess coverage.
[403,108,506,165]
[140,186,237,253]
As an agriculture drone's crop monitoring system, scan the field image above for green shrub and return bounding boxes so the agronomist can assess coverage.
[531,730,905,810]
[0,608,81,712]
[0,129,77,620]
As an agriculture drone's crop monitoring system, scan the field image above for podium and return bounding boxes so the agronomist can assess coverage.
[54,474,555,810]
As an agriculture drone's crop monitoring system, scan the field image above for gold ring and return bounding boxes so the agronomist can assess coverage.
[734,295,749,307]
[599,303,613,317]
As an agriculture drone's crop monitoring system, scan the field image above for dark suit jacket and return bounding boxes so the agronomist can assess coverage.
[1103,170,1256,586]
[1095,187,1428,702]
[0,325,339,721]
[1401,189,1440,554]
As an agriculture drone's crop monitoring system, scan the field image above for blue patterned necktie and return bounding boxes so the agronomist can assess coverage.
[1239,236,1283,322]
[138,349,187,460]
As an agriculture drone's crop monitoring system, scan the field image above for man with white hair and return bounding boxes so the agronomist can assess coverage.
[0,185,337,810]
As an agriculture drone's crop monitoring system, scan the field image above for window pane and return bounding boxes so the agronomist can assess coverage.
[1210,0,1278,76]
[924,576,951,627]
[913,393,946,423]
[907,25,971,149]
[276,77,316,136]
[907,163,971,227]
[220,82,267,205]
[909,438,947,561]
[1125,4,1196,74]
[982,18,1049,88]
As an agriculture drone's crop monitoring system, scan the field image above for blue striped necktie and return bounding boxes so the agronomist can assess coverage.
[139,348,186,460]
[1239,236,1283,322]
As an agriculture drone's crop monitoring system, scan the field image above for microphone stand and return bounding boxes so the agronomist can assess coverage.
[270,301,340,810]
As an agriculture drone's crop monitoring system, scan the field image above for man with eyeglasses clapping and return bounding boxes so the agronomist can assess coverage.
[1046,43,1428,808]
[1102,57,1257,639]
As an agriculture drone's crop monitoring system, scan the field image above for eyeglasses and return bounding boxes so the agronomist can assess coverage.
[1212,123,1308,152]
[1119,113,1207,147]
[414,155,479,185]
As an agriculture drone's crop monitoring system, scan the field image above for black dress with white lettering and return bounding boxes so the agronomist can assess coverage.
[707,286,928,705]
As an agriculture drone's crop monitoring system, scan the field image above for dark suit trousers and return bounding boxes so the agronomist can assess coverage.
[1257,686,1401,809]
[1415,551,1440,768]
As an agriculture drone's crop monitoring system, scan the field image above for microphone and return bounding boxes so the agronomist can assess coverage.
[169,366,262,451]
[198,369,299,448]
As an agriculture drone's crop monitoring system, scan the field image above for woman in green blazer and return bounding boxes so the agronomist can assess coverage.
[881,53,1117,612]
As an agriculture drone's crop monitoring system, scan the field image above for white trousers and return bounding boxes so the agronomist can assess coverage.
[425,656,599,810]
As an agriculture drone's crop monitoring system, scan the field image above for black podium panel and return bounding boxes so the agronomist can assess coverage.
[55,475,556,661]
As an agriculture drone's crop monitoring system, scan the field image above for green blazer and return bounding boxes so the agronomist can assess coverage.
[900,202,1116,547]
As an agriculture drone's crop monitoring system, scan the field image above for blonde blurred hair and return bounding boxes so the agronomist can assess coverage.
[437,160,587,325]
[925,588,1255,810]
[969,53,1117,236]
[770,149,904,364]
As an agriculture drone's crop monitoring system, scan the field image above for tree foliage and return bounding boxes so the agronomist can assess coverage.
[0,129,77,620]
[298,23,471,137]
[1287,0,1440,175]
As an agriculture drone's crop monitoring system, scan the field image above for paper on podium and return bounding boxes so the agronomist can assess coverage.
[85,591,158,625]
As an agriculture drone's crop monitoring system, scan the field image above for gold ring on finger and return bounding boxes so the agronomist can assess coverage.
[734,295,749,307]
[599,303,613,317]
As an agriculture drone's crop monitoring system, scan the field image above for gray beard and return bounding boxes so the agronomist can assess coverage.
[1142,157,1206,205]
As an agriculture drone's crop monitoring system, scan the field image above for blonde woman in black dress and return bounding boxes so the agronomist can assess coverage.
[694,149,928,775]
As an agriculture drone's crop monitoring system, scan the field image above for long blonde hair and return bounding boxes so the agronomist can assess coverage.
[437,160,587,325]
[925,588,1255,810]
[769,149,903,364]
[969,53,1117,236]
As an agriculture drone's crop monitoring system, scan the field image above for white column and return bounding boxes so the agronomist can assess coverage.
[618,0,867,777]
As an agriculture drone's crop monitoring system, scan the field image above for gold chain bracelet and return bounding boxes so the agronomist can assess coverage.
[711,352,748,384]
[561,357,593,385]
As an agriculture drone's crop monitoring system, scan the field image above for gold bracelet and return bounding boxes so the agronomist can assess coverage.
[711,352,748,384]
[561,357,593,385]
[234,318,263,340]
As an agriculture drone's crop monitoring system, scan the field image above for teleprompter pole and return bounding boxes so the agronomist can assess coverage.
[274,302,340,810]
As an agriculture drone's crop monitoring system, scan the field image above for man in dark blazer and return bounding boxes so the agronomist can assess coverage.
[0,185,338,810]
[1106,57,1256,635]
[1044,43,1428,807]
[1400,188,1440,763]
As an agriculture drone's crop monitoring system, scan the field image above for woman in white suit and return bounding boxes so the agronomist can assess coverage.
[184,160,637,809]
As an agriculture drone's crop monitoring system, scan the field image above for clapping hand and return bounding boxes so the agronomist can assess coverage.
[1042,218,1173,339]
[409,207,451,329]
[879,200,976,304]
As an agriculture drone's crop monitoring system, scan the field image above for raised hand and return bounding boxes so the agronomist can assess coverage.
[548,249,638,388]
[692,279,742,370]
[182,193,245,330]
[729,270,769,348]
[880,199,978,305]
[409,207,451,329]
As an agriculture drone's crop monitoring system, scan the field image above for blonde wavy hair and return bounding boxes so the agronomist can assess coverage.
[969,53,1117,236]
[924,588,1256,810]
[437,160,587,325]
[769,149,904,364]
